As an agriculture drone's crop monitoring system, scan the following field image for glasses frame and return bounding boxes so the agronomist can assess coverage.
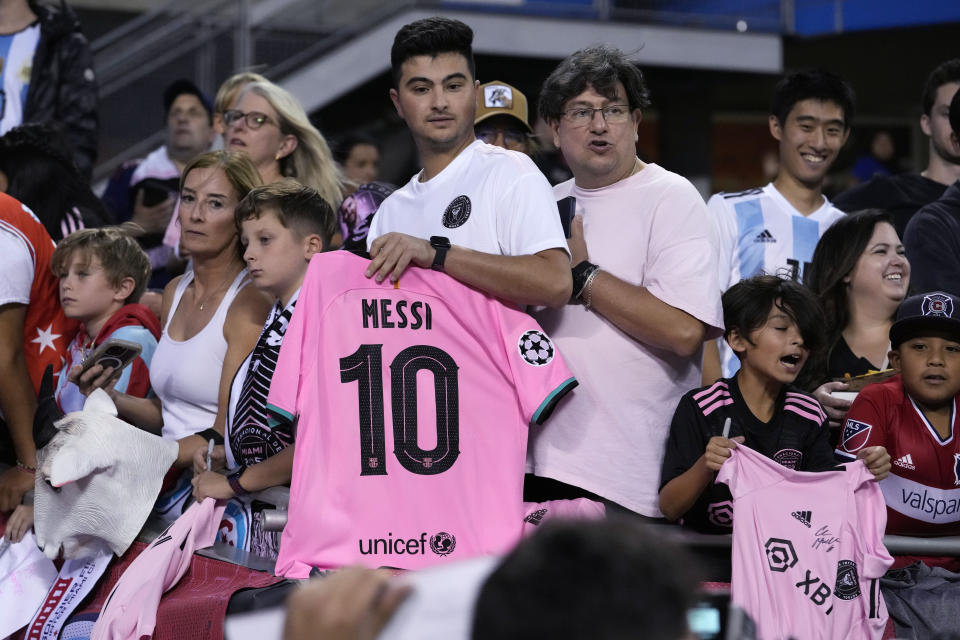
[562,104,632,127]
[222,109,277,130]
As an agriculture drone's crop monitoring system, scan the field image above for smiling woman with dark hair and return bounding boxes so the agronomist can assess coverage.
[801,209,911,427]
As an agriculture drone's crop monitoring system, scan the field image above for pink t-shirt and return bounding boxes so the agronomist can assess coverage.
[268,251,577,576]
[529,164,724,516]
[717,445,892,640]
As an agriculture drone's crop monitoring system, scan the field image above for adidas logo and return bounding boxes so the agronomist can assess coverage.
[754,229,776,243]
[791,510,812,528]
[894,454,916,470]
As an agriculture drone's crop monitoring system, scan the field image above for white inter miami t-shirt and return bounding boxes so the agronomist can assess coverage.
[710,183,845,376]
[366,140,568,257]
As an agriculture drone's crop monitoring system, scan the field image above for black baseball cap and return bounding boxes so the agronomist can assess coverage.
[890,292,960,347]
[163,79,213,121]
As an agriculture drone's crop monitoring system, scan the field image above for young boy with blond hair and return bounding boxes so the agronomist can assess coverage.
[52,226,160,413]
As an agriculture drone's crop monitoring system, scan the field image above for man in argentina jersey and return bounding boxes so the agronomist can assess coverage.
[267,251,577,576]
[718,445,892,640]
[707,70,854,378]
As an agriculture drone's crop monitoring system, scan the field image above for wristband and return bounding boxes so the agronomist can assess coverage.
[571,261,599,300]
[227,466,250,497]
[196,428,224,446]
[16,460,36,474]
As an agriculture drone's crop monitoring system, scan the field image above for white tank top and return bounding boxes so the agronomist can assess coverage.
[150,269,250,441]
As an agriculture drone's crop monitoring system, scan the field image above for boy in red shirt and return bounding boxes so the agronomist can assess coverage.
[837,291,960,539]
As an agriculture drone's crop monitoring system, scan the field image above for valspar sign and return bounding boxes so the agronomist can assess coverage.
[881,474,960,524]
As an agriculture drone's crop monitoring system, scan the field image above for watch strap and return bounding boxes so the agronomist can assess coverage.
[571,261,599,300]
[227,466,249,497]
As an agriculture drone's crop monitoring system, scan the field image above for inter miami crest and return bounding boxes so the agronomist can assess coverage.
[442,195,471,229]
[430,531,457,556]
[922,293,954,318]
[518,330,555,366]
[835,560,861,600]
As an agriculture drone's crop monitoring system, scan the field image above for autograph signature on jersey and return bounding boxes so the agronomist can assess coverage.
[812,525,840,553]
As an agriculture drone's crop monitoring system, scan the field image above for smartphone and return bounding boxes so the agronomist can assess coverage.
[557,196,576,238]
[79,339,142,377]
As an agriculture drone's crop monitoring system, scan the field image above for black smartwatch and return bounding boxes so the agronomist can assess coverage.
[571,260,599,300]
[430,236,451,272]
[227,466,250,497]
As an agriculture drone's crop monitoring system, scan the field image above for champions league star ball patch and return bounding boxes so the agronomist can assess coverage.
[518,330,555,366]
[442,195,472,228]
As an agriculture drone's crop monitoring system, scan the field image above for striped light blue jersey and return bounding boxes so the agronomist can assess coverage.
[710,183,845,376]
[0,22,40,135]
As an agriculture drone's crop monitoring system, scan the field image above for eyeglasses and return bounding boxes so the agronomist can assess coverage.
[223,109,276,130]
[475,126,527,146]
[562,104,631,127]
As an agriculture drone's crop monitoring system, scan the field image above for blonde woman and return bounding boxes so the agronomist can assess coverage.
[225,80,344,209]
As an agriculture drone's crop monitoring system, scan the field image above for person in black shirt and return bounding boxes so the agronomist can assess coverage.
[659,275,889,533]
[833,59,960,236]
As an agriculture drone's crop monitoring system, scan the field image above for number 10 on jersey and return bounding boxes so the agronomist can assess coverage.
[340,344,461,476]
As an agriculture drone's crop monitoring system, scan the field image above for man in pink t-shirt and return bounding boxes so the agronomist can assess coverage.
[267,251,577,576]
[526,45,724,517]
[718,444,892,640]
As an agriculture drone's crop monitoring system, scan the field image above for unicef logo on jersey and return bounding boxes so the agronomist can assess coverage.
[518,330,555,366]
[358,531,457,557]
[429,532,457,557]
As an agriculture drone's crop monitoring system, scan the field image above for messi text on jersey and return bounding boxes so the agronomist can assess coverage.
[362,298,433,331]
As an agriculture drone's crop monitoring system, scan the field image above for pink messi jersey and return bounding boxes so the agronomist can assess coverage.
[717,445,892,640]
[268,251,577,576]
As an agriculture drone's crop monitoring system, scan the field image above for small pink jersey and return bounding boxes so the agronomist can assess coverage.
[717,445,892,640]
[268,252,577,576]
[91,498,226,640]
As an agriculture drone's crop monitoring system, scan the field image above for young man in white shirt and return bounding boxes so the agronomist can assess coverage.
[705,69,856,381]
[365,17,570,308]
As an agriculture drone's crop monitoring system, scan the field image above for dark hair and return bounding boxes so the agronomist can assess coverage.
[471,519,696,640]
[0,124,111,241]
[164,78,214,125]
[950,85,960,137]
[538,45,651,122]
[922,59,960,116]
[723,274,824,359]
[235,179,337,250]
[332,133,380,165]
[390,17,475,87]
[769,69,856,129]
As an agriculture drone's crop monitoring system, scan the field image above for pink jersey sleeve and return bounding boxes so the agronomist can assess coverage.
[496,304,577,425]
[266,274,314,424]
[715,444,782,499]
[850,464,893,579]
[836,388,887,460]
